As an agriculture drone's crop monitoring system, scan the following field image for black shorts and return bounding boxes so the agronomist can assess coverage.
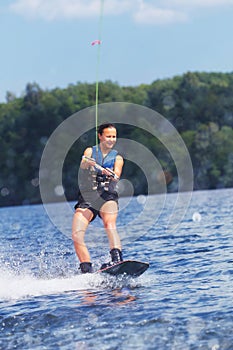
[74,191,118,221]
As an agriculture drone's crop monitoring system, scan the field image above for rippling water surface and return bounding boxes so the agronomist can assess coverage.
[0,189,233,349]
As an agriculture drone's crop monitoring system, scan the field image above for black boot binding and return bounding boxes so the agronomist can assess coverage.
[101,248,123,270]
[110,248,123,263]
[80,262,93,273]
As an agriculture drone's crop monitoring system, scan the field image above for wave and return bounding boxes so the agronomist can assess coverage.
[0,267,150,301]
[0,268,104,300]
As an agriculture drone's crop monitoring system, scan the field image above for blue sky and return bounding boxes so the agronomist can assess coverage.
[1,0,233,102]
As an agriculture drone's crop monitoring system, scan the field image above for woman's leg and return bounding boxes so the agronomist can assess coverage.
[72,208,93,263]
[100,200,121,251]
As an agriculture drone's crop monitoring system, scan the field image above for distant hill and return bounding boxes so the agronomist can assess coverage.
[1,71,233,206]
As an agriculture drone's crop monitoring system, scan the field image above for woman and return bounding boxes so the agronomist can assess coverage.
[72,123,124,273]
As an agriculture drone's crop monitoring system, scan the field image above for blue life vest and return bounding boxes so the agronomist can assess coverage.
[91,146,118,192]
[78,146,119,194]
[91,146,118,171]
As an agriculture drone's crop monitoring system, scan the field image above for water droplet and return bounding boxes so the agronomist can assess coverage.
[192,212,202,222]
[137,194,146,205]
[1,187,10,196]
[54,185,64,196]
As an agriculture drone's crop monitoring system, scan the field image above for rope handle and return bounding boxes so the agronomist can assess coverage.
[82,156,119,180]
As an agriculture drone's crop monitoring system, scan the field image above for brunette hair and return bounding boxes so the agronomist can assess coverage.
[98,123,116,135]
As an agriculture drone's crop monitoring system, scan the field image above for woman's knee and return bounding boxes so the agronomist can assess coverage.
[103,219,116,230]
[72,230,85,245]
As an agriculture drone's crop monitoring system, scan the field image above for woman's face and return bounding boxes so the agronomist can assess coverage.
[98,127,117,150]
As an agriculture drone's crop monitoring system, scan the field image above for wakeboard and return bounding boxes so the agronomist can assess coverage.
[97,260,149,277]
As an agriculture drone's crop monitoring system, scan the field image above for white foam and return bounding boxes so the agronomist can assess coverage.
[0,268,103,300]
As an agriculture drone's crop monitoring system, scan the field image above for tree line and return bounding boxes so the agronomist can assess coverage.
[1,71,233,207]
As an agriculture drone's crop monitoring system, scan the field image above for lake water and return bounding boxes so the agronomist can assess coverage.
[0,188,233,349]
